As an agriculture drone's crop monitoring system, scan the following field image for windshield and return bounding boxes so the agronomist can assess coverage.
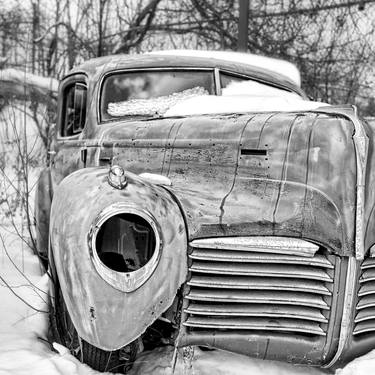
[100,70,215,120]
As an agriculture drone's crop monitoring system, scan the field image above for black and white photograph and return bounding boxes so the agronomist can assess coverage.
[0,1,375,374]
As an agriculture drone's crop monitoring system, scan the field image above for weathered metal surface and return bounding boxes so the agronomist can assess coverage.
[49,167,187,350]
[97,112,356,257]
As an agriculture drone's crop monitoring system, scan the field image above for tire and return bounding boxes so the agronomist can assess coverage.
[49,275,137,373]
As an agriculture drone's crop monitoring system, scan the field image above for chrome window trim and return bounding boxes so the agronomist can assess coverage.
[214,67,221,95]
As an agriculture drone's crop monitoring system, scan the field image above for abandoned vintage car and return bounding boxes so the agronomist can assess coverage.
[34,50,375,372]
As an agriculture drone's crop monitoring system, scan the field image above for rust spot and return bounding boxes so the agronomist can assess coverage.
[90,306,96,321]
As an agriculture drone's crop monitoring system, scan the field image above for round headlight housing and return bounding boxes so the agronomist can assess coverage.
[89,203,161,292]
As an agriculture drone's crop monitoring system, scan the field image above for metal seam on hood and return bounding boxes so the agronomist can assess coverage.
[219,115,256,228]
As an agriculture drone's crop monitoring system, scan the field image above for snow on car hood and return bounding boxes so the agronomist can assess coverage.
[107,86,209,117]
[106,80,328,118]
[164,95,329,117]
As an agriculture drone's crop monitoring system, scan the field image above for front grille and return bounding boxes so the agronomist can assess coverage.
[354,257,375,335]
[183,237,334,337]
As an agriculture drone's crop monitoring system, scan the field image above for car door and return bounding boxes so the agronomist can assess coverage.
[50,74,88,185]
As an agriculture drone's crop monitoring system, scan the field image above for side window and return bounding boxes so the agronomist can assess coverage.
[61,82,87,137]
[220,72,248,90]
[220,71,299,98]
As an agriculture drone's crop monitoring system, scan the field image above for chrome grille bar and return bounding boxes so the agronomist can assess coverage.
[354,257,375,335]
[183,237,334,338]
[185,303,328,323]
[183,316,326,336]
[186,289,330,309]
[188,275,331,295]
[190,249,333,268]
[190,237,319,257]
[190,262,333,282]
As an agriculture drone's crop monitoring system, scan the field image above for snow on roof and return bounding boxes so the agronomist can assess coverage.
[0,68,58,93]
[150,49,301,87]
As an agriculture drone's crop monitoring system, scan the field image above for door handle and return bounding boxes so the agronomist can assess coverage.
[80,147,87,166]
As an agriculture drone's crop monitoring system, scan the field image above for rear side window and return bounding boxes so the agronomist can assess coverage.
[220,72,300,98]
[61,82,87,137]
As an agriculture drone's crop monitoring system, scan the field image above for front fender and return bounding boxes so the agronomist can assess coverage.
[49,167,187,350]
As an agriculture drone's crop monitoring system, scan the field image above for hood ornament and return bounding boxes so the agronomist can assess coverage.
[108,165,127,189]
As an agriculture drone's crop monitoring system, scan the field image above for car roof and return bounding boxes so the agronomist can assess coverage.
[150,50,301,87]
[68,52,305,96]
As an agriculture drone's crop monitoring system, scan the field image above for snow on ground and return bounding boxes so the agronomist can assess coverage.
[0,224,108,375]
[128,346,323,375]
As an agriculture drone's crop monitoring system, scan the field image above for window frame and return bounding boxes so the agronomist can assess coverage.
[97,67,216,123]
[218,69,298,95]
[97,67,304,124]
[58,74,88,139]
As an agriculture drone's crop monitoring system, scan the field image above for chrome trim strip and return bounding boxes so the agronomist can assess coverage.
[139,173,172,186]
[323,256,358,368]
[88,203,162,292]
[315,106,369,260]
[189,236,319,257]
[214,67,221,95]
[352,111,368,260]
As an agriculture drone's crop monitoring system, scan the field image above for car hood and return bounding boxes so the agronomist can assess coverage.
[97,110,357,255]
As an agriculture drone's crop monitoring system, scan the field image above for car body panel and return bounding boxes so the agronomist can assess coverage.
[96,111,356,255]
